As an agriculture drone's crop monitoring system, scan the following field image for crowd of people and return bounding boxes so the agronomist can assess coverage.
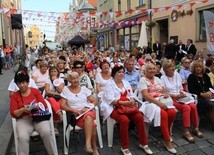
[8,39,214,155]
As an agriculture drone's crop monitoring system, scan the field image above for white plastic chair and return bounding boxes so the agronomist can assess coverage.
[62,106,103,154]
[12,99,58,155]
[106,117,116,147]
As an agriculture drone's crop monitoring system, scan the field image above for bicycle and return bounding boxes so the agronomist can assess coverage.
[13,54,25,73]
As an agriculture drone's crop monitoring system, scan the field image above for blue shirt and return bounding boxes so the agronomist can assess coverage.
[124,69,141,88]
[179,68,191,80]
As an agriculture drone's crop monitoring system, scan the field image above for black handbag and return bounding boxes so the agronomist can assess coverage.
[46,94,61,101]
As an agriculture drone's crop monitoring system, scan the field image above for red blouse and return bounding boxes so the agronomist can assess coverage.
[10,88,47,118]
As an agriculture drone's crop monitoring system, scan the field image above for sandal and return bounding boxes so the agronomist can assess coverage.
[192,128,203,138]
[85,143,93,154]
[183,131,195,143]
[92,149,100,155]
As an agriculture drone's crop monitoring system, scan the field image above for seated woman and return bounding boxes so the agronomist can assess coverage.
[73,60,93,90]
[10,70,57,155]
[45,66,64,135]
[32,61,49,92]
[188,60,214,130]
[95,60,112,94]
[161,60,203,143]
[57,59,69,86]
[138,63,177,154]
[60,72,99,155]
[100,66,153,155]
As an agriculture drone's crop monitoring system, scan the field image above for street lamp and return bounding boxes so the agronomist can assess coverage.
[148,0,152,48]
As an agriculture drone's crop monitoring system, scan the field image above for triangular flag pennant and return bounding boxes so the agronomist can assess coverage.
[189,2,196,8]
[177,4,183,9]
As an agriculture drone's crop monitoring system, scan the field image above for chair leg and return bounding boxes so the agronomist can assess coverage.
[95,115,103,148]
[107,118,115,147]
[145,122,150,138]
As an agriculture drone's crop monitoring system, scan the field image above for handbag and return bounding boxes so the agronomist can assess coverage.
[32,110,51,122]
[117,90,139,114]
[46,94,61,101]
[159,96,174,108]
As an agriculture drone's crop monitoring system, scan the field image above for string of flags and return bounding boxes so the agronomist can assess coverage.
[2,0,213,42]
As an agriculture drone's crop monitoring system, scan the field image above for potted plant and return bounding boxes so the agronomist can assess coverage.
[145,21,157,28]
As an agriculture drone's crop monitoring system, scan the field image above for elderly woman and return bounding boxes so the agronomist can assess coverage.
[187,60,214,130]
[60,72,99,155]
[32,61,49,92]
[10,70,57,155]
[45,66,64,135]
[161,60,203,143]
[95,60,112,93]
[100,66,152,155]
[138,62,177,154]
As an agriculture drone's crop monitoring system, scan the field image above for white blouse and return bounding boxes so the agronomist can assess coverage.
[60,86,94,110]
[161,72,182,95]
[45,78,64,92]
[95,73,112,92]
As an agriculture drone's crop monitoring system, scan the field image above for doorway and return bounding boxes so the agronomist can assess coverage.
[157,19,168,44]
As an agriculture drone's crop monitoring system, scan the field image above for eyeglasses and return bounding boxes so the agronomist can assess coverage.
[184,61,190,63]
[74,66,82,69]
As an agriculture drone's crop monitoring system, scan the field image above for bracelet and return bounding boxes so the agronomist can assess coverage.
[116,100,120,106]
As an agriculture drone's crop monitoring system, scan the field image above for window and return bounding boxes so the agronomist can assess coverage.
[127,0,131,11]
[199,8,214,41]
[118,0,121,11]
[139,0,144,6]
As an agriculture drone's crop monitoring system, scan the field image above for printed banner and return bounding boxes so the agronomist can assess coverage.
[203,11,214,54]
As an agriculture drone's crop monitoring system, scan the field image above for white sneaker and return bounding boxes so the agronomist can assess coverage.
[139,144,153,154]
[54,128,59,136]
[121,148,132,155]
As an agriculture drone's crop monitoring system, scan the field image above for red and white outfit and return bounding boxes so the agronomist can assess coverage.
[60,86,95,128]
[45,77,64,121]
[138,77,177,141]
[100,79,148,149]
[161,72,199,128]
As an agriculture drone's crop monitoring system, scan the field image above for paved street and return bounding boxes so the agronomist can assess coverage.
[1,69,214,155]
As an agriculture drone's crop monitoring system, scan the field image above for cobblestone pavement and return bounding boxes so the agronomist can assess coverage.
[8,113,214,155]
[1,69,214,155]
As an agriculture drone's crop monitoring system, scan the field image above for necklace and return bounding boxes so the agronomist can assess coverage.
[197,76,205,92]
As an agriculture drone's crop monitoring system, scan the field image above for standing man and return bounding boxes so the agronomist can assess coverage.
[186,39,197,57]
[176,40,186,62]
[153,40,162,60]
[165,39,177,60]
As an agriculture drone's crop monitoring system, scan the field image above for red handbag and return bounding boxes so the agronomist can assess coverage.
[117,90,139,114]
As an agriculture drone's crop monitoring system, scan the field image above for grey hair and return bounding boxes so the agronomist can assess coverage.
[67,71,79,81]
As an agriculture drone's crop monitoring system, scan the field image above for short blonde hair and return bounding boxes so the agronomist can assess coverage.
[162,60,174,73]
[144,63,156,74]
[190,60,205,74]
[67,71,79,81]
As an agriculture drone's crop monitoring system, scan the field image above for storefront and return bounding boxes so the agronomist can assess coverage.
[152,2,214,54]
[116,15,148,51]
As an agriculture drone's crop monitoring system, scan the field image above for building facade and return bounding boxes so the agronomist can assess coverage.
[24,25,43,48]
[1,0,22,48]
[97,0,149,51]
[152,0,213,53]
